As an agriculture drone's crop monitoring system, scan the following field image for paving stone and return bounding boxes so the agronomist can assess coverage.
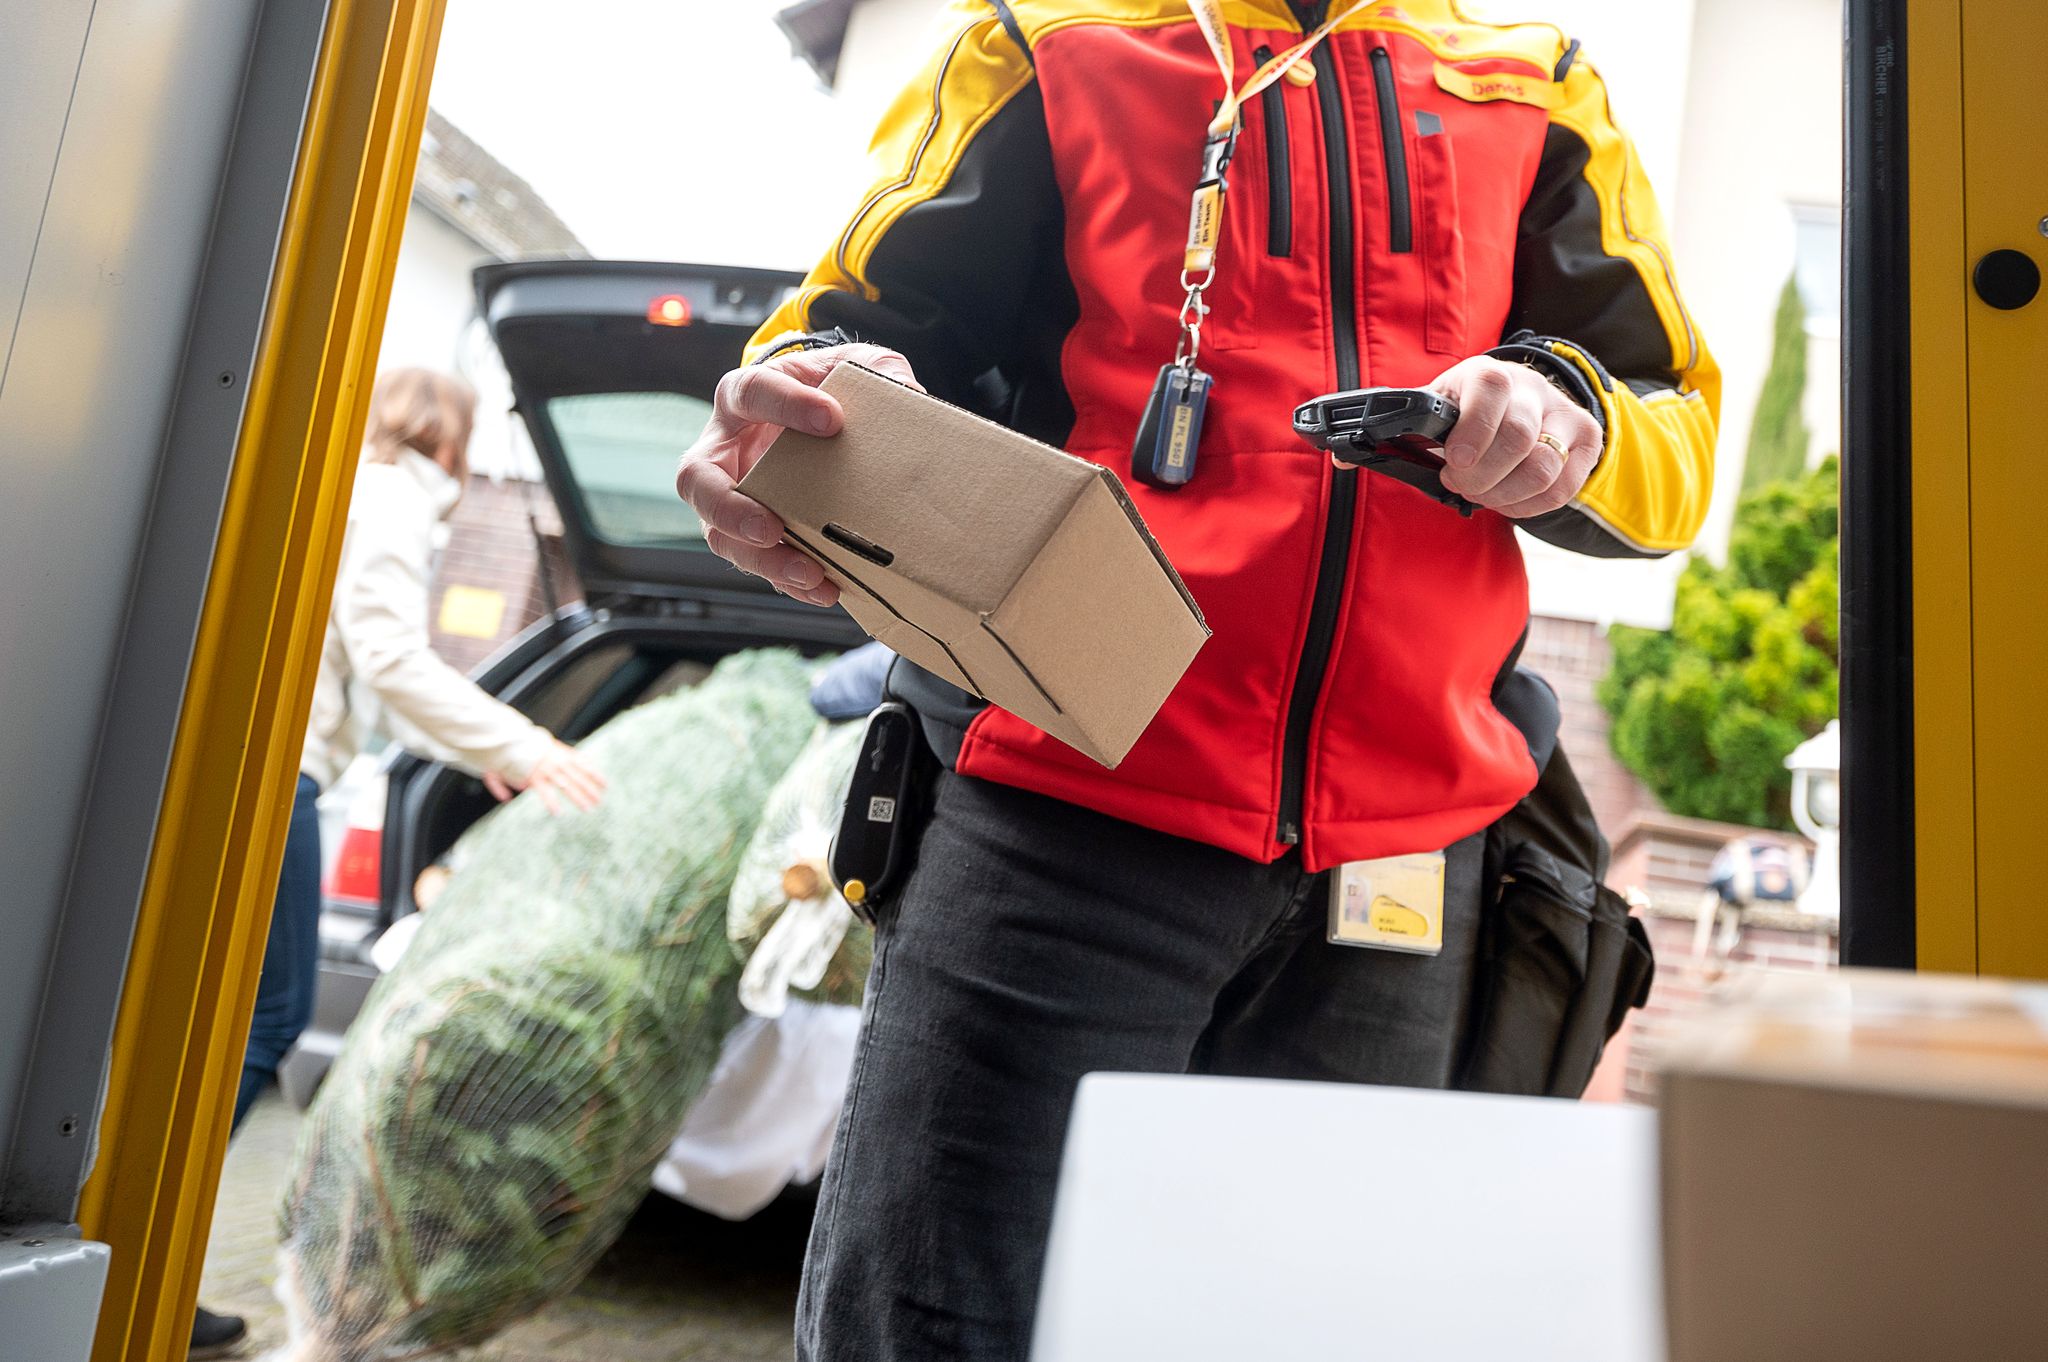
[200,1092,805,1359]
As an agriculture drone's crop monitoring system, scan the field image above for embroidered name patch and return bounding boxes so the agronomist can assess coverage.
[1433,62,1562,110]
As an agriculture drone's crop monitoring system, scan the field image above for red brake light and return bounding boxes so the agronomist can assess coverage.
[647,294,692,327]
[325,824,382,905]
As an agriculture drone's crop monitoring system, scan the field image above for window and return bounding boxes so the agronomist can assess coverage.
[547,392,710,547]
[1791,204,1841,337]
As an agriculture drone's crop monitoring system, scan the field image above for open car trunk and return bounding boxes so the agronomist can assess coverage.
[376,259,865,923]
[477,258,817,604]
[287,259,866,1108]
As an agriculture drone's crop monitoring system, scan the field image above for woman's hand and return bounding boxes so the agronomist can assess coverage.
[1428,356,1603,518]
[675,342,923,607]
[483,738,607,815]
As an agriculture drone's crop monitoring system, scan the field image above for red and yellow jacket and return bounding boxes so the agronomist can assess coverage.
[748,0,1719,871]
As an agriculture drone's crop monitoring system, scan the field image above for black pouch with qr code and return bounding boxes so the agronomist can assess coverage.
[830,701,937,924]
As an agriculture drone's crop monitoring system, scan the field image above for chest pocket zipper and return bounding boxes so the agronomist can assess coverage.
[1378,38,1472,354]
[1254,45,1293,258]
[1369,44,1413,253]
[1413,106,1469,355]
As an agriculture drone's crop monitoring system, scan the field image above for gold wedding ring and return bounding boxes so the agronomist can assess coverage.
[1536,432,1568,455]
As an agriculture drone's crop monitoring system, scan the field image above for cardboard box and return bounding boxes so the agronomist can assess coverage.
[1657,968,2048,1362]
[738,363,1209,767]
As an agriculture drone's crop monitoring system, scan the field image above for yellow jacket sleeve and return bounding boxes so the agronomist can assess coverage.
[1506,48,1721,558]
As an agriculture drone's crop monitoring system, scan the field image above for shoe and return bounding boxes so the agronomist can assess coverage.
[190,1305,247,1359]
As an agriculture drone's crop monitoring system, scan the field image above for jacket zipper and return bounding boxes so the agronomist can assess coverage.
[1276,6,1361,846]
[1369,45,1413,253]
[1254,45,1293,257]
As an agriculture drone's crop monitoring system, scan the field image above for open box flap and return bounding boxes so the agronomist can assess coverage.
[739,363,1208,767]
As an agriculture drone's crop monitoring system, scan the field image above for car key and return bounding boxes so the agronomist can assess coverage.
[1131,362,1215,489]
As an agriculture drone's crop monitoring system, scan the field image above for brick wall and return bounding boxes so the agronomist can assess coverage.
[1571,790,1831,1104]
[1610,811,1811,906]
[1602,896,1839,1105]
[1518,618,1844,1103]
[1520,614,1659,844]
[427,475,577,674]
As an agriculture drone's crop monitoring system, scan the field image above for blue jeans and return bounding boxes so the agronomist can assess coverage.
[234,773,323,1131]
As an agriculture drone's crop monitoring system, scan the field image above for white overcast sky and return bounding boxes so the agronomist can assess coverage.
[429,0,878,270]
[427,0,1687,271]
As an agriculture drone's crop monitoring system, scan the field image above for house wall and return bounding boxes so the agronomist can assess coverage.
[835,0,947,134]
[1473,0,1699,201]
[379,207,483,376]
[373,205,540,481]
[377,202,561,670]
[1521,615,1657,843]
[1669,0,1843,552]
[428,475,574,674]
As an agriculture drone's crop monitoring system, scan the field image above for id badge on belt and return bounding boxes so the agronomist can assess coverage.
[1328,852,1447,955]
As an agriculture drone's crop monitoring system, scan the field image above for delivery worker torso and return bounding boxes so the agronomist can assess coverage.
[677,2,1717,1357]
[744,0,1717,870]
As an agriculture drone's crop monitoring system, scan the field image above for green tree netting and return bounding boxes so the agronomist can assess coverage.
[273,649,818,1361]
[727,721,871,1016]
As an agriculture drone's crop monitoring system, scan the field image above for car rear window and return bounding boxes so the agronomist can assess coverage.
[548,392,711,546]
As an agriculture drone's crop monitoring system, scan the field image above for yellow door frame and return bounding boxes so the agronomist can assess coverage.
[1947,0,2048,979]
[1904,0,1976,975]
[74,0,450,1356]
[1845,0,2048,982]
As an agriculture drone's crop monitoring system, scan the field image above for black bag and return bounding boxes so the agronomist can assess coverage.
[1456,673,1656,1099]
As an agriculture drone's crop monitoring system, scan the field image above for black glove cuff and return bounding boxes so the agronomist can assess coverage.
[754,326,858,365]
[1487,331,1609,438]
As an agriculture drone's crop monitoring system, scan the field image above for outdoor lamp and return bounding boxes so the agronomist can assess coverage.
[1784,719,1842,920]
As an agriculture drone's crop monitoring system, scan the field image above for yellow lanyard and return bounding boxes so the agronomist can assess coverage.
[1189,0,1375,140]
[1174,0,1374,364]
[1184,0,1376,271]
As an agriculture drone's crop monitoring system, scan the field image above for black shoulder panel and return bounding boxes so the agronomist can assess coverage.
[807,78,1078,445]
[1508,125,1681,394]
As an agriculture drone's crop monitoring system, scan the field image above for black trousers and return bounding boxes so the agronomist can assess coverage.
[797,772,1486,1361]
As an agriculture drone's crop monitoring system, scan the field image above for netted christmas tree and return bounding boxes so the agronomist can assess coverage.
[273,649,817,1361]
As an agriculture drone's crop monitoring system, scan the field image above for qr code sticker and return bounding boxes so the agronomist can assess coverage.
[867,795,897,823]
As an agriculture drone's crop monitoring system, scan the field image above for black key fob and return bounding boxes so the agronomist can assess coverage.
[1291,387,1474,515]
[829,702,934,924]
[1131,362,1214,489]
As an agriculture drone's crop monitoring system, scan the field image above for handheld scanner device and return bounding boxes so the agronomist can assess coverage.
[829,702,933,925]
[1291,387,1474,516]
